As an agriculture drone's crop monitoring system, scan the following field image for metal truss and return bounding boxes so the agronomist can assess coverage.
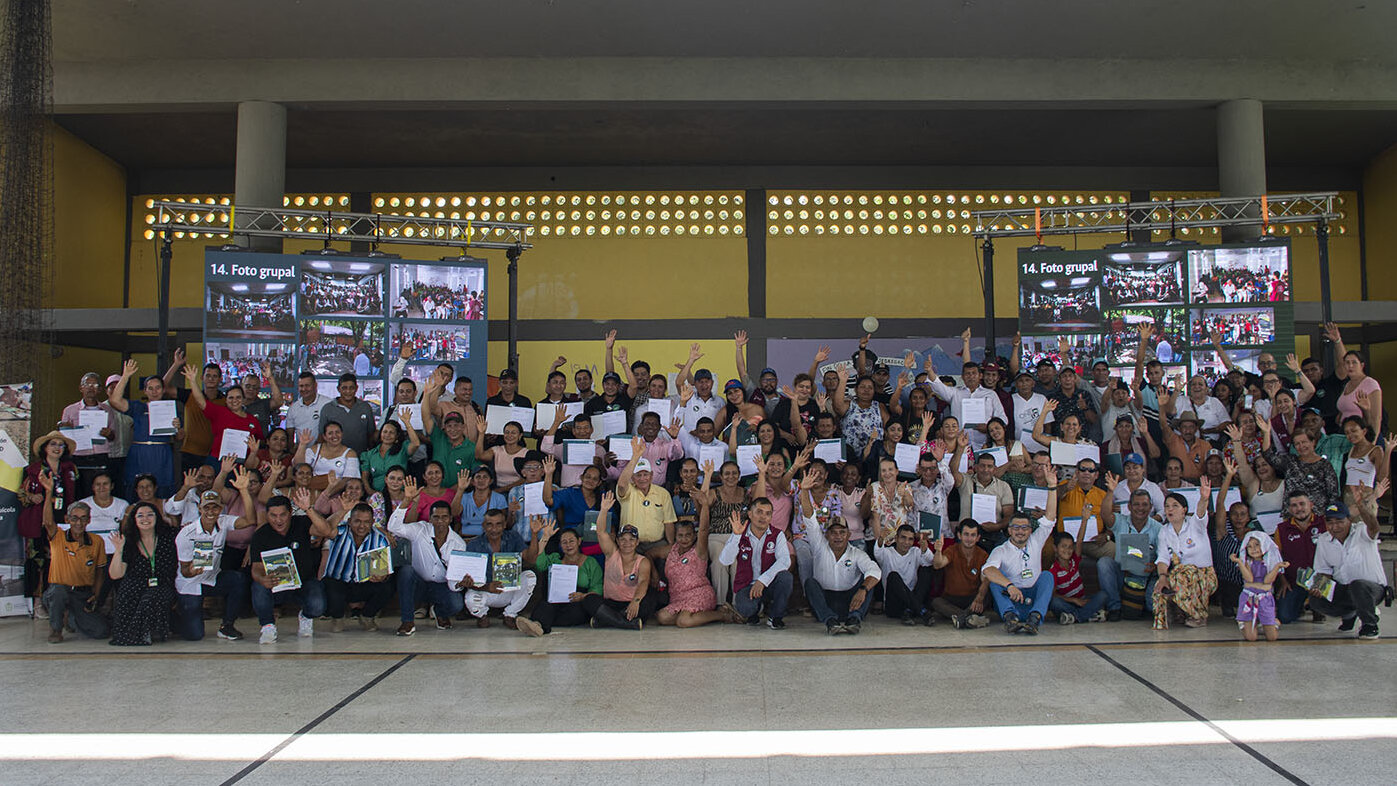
[971,192,1339,239]
[147,200,533,251]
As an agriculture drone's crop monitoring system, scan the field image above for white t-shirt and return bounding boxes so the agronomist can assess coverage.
[984,516,1055,589]
[1179,396,1230,431]
[174,515,239,596]
[1113,478,1165,517]
[71,496,129,554]
[1156,515,1213,569]
[874,543,935,591]
[675,392,725,435]
[1012,392,1049,452]
[1314,525,1387,587]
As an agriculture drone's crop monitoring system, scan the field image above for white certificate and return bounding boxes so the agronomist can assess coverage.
[735,444,762,476]
[592,409,628,439]
[970,492,999,525]
[1209,486,1244,513]
[1255,510,1284,535]
[1049,440,1077,466]
[1174,486,1202,511]
[610,435,634,462]
[522,481,549,516]
[78,409,108,444]
[446,550,489,588]
[699,443,728,471]
[1345,457,1377,488]
[218,429,250,460]
[548,563,579,603]
[644,398,673,424]
[894,442,921,475]
[1019,485,1051,512]
[813,439,844,464]
[1075,443,1101,464]
[394,403,423,431]
[60,427,92,454]
[1063,516,1099,542]
[536,401,584,429]
[961,397,989,425]
[981,446,1008,467]
[148,399,178,436]
[563,439,595,466]
[485,405,535,435]
[1020,430,1048,455]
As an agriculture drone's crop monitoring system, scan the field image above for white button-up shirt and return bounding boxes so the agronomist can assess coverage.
[803,515,881,591]
[928,380,1007,449]
[386,505,467,584]
[1156,515,1214,570]
[984,516,1055,589]
[1315,525,1387,587]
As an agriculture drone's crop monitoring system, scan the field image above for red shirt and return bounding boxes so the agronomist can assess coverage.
[1048,553,1085,599]
[1275,514,1324,585]
[202,401,265,458]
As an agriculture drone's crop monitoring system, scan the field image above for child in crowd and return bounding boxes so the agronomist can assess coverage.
[1047,507,1109,625]
[1230,530,1288,642]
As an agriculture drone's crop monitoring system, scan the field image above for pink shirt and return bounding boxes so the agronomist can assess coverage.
[60,400,115,457]
[1337,376,1379,422]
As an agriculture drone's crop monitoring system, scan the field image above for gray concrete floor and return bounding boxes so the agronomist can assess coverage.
[0,612,1393,785]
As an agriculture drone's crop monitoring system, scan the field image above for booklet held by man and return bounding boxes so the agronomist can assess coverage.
[355,546,393,582]
[261,547,302,592]
[491,553,523,590]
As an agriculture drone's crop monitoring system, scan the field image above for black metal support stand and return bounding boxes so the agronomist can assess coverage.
[982,236,996,361]
[506,244,522,373]
[157,234,173,370]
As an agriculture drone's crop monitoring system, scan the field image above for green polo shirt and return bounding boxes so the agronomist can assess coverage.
[430,428,477,486]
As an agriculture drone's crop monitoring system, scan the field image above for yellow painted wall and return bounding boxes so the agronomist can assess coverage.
[1361,144,1397,407]
[50,125,127,309]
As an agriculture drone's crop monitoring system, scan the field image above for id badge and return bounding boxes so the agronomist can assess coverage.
[1019,569,1033,580]
[147,577,159,587]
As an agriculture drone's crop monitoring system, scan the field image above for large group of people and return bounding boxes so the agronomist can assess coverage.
[206,293,296,335]
[390,328,470,361]
[1021,288,1102,327]
[393,281,484,321]
[300,273,384,316]
[1102,264,1182,306]
[1190,311,1274,346]
[1192,267,1290,303]
[20,320,1391,646]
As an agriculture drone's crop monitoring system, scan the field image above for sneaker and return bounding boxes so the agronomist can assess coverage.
[259,624,278,644]
[435,617,452,631]
[1338,616,1357,632]
[396,622,416,637]
[331,618,344,633]
[297,614,315,638]
[1358,624,1380,640]
[32,602,48,621]
[363,616,379,633]
[1023,619,1040,635]
[1004,613,1022,634]
[745,614,763,626]
[968,614,991,629]
[1059,613,1077,625]
[1106,609,1122,622]
[1312,610,1327,624]
[1089,609,1108,623]
[826,619,841,635]
[47,630,63,644]
[217,624,243,641]
[922,613,936,627]
[900,611,917,626]
[766,617,786,630]
[951,614,967,630]
[844,618,862,635]
[516,617,544,637]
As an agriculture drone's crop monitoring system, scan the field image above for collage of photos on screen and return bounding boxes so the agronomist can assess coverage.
[204,342,295,394]
[1189,306,1275,347]
[1192,348,1265,387]
[205,280,297,340]
[1100,249,1186,308]
[299,259,385,318]
[1104,307,1186,366]
[390,263,486,321]
[1020,334,1103,372]
[389,322,472,362]
[1187,245,1290,304]
[1017,271,1102,331]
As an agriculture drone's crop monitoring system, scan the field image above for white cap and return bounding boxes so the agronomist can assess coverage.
[634,458,653,474]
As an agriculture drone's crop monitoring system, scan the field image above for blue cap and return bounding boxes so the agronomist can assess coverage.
[724,378,744,391]
[1123,452,1145,466]
[1324,502,1350,520]
[759,367,778,378]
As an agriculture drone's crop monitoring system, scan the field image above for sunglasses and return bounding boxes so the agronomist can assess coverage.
[1075,466,1098,473]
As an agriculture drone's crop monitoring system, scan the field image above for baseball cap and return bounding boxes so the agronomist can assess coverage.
[1014,371,1035,382]
[694,369,714,381]
[199,490,224,508]
[1324,502,1350,520]
[498,368,518,380]
[724,378,744,392]
[443,411,464,423]
[634,458,653,474]
[602,372,623,384]
[873,363,890,374]
[104,374,122,387]
[1115,414,1135,427]
[617,524,640,539]
[759,367,778,379]
[981,362,1000,372]
[1123,452,1145,466]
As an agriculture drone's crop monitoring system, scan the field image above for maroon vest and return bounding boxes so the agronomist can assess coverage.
[734,527,781,592]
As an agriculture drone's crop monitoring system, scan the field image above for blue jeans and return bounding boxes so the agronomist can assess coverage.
[804,577,876,624]
[401,574,465,623]
[1097,557,1157,614]
[1049,590,1109,622]
[989,573,1054,621]
[176,570,248,640]
[1275,584,1308,624]
[251,578,325,626]
[733,571,793,621]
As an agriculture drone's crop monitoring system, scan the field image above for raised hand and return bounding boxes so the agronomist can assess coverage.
[541,454,557,477]
[399,341,413,360]
[599,490,616,513]
[604,329,617,347]
[679,382,695,404]
[961,327,972,342]
[1137,322,1153,340]
[1285,353,1302,374]
[456,469,470,488]
[182,468,200,489]
[1103,471,1119,493]
[733,330,748,348]
[1044,399,1059,413]
[292,486,312,512]
[730,510,747,536]
[615,345,629,367]
[1375,477,1391,499]
[298,428,314,445]
[109,531,125,552]
[903,351,916,372]
[1198,474,1212,499]
[859,333,870,350]
[541,519,558,542]
[121,358,139,378]
[1223,423,1243,443]
[1253,412,1271,435]
[1322,322,1341,343]
[403,476,420,499]
[180,363,197,386]
[552,404,567,429]
[230,466,252,490]
[1355,390,1371,411]
[781,385,797,400]
[666,417,682,439]
[688,342,704,363]
[530,515,548,534]
[1209,329,1223,346]
[1044,466,1059,487]
[219,455,237,474]
[813,345,831,364]
[35,470,53,492]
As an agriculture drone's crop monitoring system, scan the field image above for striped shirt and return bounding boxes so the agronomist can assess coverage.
[323,525,390,583]
[1047,553,1086,599]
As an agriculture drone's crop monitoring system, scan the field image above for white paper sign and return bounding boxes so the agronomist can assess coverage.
[1345,457,1377,488]
[1075,443,1101,464]
[148,399,178,437]
[961,397,989,425]
[536,401,585,430]
[548,563,580,603]
[1020,430,1048,455]
[609,435,634,462]
[485,405,535,435]
[60,427,92,454]
[981,446,1008,467]
[592,409,628,439]
[78,409,108,444]
[446,550,489,588]
[1063,516,1100,542]
[218,429,250,460]
[1019,485,1051,512]
[894,442,921,475]
[394,403,423,431]
[971,492,999,525]
[563,439,595,466]
[644,398,674,424]
[522,481,549,517]
[735,444,762,476]
[1174,486,1202,511]
[1255,510,1284,534]
[813,439,844,464]
[1049,440,1077,466]
[699,443,728,471]
[1208,486,1245,513]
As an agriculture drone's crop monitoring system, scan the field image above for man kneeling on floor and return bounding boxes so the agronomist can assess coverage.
[718,497,793,629]
[982,471,1058,635]
[929,519,991,629]
[387,481,467,636]
[804,516,881,635]
[462,508,538,628]
[875,524,936,625]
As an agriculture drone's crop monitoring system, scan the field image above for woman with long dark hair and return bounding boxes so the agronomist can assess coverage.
[107,501,179,645]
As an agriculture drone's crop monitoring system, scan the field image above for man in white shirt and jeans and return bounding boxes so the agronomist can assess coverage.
[1309,491,1389,640]
[803,516,882,635]
[983,476,1059,635]
[387,491,467,636]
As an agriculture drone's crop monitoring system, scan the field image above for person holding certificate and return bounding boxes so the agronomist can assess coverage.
[516,519,604,636]
[926,355,1006,450]
[181,363,264,465]
[387,480,467,636]
[108,359,181,497]
[59,371,117,498]
[1031,399,1097,485]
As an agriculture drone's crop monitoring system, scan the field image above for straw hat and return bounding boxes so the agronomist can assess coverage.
[32,430,77,459]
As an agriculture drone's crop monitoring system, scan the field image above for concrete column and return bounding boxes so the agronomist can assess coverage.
[234,101,286,250]
[1217,98,1266,242]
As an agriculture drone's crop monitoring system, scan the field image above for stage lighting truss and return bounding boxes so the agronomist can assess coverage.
[971,192,1339,239]
[147,200,533,251]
